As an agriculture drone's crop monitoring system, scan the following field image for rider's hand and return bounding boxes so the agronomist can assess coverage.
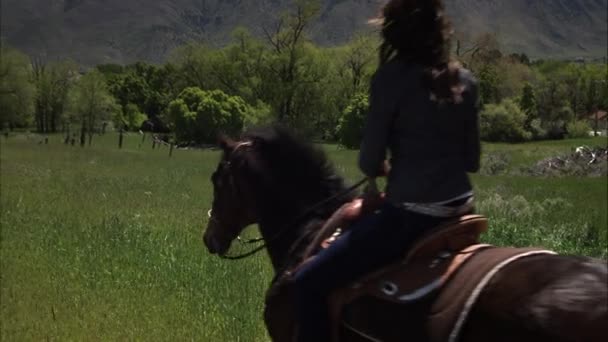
[361,178,385,214]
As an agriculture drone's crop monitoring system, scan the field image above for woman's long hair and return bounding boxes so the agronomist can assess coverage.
[375,0,464,103]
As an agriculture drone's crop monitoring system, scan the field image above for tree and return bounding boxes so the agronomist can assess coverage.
[31,59,77,133]
[455,32,502,69]
[106,62,179,133]
[340,34,376,96]
[495,58,536,100]
[115,103,146,131]
[262,0,321,124]
[336,93,368,149]
[170,43,214,90]
[520,83,537,116]
[0,47,34,129]
[205,28,268,103]
[68,70,117,146]
[519,82,538,132]
[167,87,252,144]
[477,65,500,106]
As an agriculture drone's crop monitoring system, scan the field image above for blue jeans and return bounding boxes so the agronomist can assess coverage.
[293,203,444,342]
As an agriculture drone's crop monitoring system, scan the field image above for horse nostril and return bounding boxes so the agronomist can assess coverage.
[211,239,222,254]
[204,234,223,255]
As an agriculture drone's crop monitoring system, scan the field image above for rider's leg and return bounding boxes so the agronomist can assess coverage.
[293,203,441,342]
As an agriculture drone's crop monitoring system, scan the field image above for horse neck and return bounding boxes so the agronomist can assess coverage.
[256,179,347,273]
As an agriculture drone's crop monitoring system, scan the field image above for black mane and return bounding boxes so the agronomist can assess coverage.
[239,125,357,269]
[241,125,353,216]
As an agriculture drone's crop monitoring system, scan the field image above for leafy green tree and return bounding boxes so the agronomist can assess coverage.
[167,87,252,144]
[477,65,500,106]
[519,82,538,131]
[495,58,536,100]
[205,28,267,103]
[31,59,77,133]
[519,83,537,116]
[69,70,118,146]
[262,0,321,124]
[170,43,214,90]
[115,103,146,131]
[107,62,180,132]
[0,47,34,129]
[340,34,377,96]
[480,99,532,142]
[336,93,368,149]
[535,79,568,125]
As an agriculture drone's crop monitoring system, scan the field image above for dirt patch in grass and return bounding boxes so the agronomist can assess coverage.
[523,146,607,177]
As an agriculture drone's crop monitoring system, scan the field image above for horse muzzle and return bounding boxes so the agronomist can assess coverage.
[203,222,233,256]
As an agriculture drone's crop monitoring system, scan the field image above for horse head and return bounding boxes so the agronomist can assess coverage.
[203,135,259,256]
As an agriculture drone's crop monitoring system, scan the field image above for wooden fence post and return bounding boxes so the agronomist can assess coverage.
[118,129,124,149]
[169,143,174,157]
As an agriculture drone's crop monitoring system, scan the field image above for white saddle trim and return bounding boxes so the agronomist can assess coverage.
[448,250,558,342]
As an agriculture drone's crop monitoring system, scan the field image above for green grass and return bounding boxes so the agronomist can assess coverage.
[1,133,606,340]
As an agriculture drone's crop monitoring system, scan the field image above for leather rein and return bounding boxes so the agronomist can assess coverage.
[210,177,369,261]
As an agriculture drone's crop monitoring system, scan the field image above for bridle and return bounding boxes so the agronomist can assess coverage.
[206,140,369,260]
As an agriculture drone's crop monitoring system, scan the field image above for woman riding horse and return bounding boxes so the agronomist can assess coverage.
[293,0,480,340]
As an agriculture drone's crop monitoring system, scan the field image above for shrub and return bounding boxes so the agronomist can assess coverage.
[480,99,532,142]
[566,120,591,139]
[336,93,368,149]
[542,106,575,139]
[528,118,547,140]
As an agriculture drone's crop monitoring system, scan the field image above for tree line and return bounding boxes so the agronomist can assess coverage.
[1,0,607,146]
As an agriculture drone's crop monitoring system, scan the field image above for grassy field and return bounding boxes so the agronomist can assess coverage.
[1,132,606,341]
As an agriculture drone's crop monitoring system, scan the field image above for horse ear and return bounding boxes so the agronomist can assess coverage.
[218,134,236,152]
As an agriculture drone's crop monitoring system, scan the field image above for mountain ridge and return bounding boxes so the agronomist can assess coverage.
[1,0,606,65]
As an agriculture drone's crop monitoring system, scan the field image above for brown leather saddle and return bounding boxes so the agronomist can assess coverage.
[323,212,489,342]
[297,198,489,300]
[300,199,489,340]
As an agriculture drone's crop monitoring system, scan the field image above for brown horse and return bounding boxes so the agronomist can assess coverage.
[203,126,607,342]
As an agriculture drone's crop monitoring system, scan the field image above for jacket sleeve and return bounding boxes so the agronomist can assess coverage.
[359,72,396,177]
[464,79,481,173]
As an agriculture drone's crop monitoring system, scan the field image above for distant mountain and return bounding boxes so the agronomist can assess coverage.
[1,0,606,65]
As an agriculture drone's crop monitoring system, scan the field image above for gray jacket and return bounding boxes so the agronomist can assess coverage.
[359,60,480,204]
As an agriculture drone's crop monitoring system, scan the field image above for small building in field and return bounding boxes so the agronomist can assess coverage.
[589,110,607,136]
